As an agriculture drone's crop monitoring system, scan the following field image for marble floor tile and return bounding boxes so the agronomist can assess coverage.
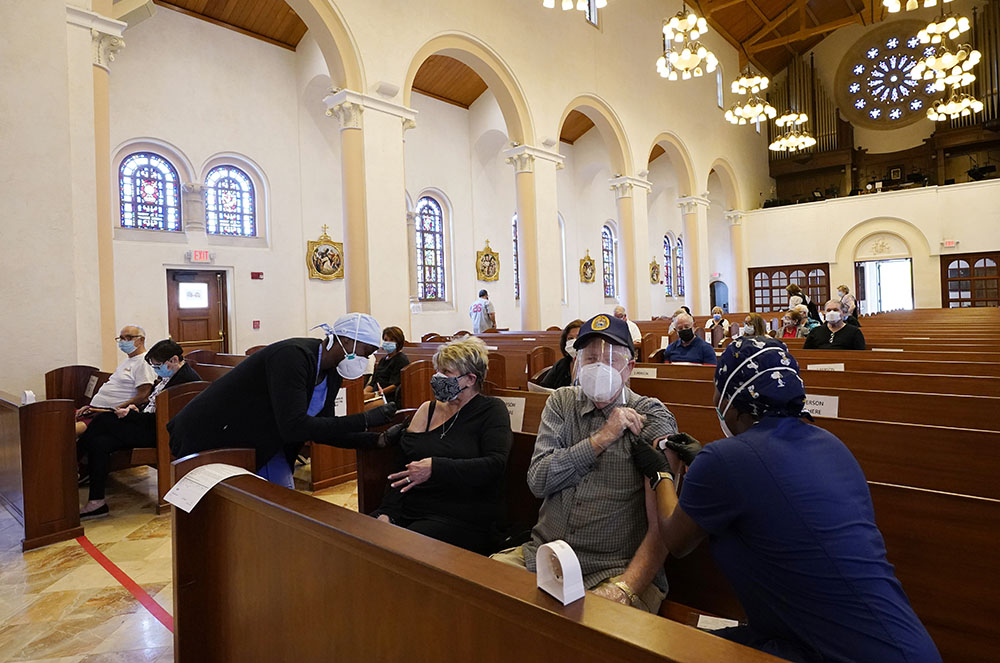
[5,591,97,625]
[0,622,52,662]
[123,518,171,542]
[8,614,128,661]
[96,541,165,565]
[79,517,157,547]
[87,613,172,655]
[111,562,171,587]
[9,657,83,663]
[38,563,120,595]
[78,647,171,663]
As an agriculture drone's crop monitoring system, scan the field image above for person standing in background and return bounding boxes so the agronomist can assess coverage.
[469,290,496,334]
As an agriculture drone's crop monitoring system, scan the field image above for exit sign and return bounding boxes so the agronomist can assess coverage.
[941,239,959,248]
[185,250,215,264]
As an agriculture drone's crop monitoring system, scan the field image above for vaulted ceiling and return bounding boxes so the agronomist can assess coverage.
[153,0,307,50]
[693,0,889,76]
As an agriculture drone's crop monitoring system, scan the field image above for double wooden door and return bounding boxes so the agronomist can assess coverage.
[166,270,229,354]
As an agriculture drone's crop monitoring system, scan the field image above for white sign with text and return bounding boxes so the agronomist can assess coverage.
[498,396,526,432]
[334,387,347,416]
[806,363,845,372]
[631,367,657,378]
[804,394,840,418]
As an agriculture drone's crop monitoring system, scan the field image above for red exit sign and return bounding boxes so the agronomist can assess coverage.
[941,240,959,248]
[185,250,214,264]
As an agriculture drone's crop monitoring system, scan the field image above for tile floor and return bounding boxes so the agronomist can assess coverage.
[0,464,359,662]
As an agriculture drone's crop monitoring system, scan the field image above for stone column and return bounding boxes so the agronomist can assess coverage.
[68,3,126,369]
[405,210,419,311]
[609,175,653,320]
[182,183,206,236]
[677,194,711,315]
[503,145,564,331]
[325,89,416,335]
[725,210,747,312]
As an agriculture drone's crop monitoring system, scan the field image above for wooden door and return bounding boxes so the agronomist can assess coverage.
[166,270,229,354]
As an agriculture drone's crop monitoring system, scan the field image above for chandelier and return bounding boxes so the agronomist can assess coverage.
[655,5,718,80]
[910,42,981,92]
[725,67,775,125]
[768,112,815,152]
[928,90,984,120]
[542,0,608,10]
[917,13,970,43]
[882,0,951,12]
[732,71,769,95]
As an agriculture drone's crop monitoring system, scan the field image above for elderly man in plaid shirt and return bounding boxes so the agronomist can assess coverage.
[492,313,677,612]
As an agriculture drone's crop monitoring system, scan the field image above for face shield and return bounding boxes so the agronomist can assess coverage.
[573,338,633,406]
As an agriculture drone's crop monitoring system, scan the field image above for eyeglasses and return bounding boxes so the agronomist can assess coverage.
[115,335,142,341]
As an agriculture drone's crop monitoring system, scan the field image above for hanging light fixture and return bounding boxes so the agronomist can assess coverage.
[917,12,970,43]
[655,4,718,80]
[928,90,984,120]
[912,9,985,122]
[910,42,981,92]
[725,66,776,125]
[882,0,952,13]
[768,58,816,152]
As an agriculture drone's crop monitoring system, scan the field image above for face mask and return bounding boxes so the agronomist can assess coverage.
[565,341,577,358]
[118,340,136,354]
[742,324,754,335]
[578,362,623,403]
[381,341,397,354]
[782,318,792,327]
[431,372,467,402]
[152,363,174,379]
[825,310,843,324]
[838,291,846,298]
[336,336,369,380]
[678,328,695,342]
[713,314,721,321]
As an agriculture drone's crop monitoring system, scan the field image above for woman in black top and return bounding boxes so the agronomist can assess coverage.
[538,319,583,389]
[364,325,410,405]
[373,336,512,554]
[79,339,202,519]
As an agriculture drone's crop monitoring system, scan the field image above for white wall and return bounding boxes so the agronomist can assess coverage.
[707,170,735,311]
[645,155,685,317]
[743,179,1000,309]
[108,8,317,353]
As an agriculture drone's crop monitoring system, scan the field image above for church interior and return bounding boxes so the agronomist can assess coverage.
[1,0,999,660]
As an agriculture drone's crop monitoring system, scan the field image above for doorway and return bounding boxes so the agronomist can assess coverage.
[166,269,230,354]
[709,281,729,313]
[854,259,913,315]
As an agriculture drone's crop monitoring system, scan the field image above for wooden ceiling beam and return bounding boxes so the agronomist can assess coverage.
[746,4,801,46]
[691,1,773,76]
[703,0,746,13]
[748,14,863,53]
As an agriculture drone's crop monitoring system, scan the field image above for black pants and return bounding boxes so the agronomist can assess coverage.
[79,411,156,501]
[371,512,492,555]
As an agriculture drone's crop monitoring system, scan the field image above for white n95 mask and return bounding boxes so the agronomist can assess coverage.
[578,363,622,403]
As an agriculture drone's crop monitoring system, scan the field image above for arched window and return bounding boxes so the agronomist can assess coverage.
[771,270,789,309]
[716,67,725,109]
[415,196,446,301]
[675,237,685,296]
[119,152,181,231]
[663,235,673,297]
[601,225,617,298]
[204,165,256,236]
[754,272,771,310]
[512,213,520,300]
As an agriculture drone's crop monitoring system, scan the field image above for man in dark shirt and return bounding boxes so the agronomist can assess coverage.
[663,313,717,364]
[803,300,866,350]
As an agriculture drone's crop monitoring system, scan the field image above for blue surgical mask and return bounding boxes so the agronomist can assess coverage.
[713,314,721,321]
[152,363,174,379]
[118,340,136,354]
[381,341,397,354]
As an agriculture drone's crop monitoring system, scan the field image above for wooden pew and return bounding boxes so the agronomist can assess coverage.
[44,365,110,408]
[0,392,83,550]
[171,469,782,663]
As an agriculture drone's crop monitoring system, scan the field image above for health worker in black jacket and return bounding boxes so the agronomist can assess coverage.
[167,313,398,487]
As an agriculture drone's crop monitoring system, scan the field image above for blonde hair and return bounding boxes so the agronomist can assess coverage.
[712,306,723,315]
[838,285,850,294]
[744,313,768,336]
[433,336,489,387]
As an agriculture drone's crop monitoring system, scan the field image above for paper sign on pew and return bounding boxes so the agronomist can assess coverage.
[498,396,526,432]
[333,387,347,416]
[84,375,99,398]
[164,463,258,513]
[803,394,839,418]
[872,348,904,352]
[631,367,657,378]
[660,336,670,349]
[806,363,845,372]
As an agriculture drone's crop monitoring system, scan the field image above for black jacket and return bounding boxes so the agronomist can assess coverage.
[167,338,376,468]
[367,351,410,405]
[539,355,574,389]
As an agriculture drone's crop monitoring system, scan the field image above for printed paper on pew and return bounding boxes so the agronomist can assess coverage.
[704,331,712,342]
[631,367,657,378]
[903,337,930,340]
[522,337,536,341]
[84,375,99,398]
[872,348,904,352]
[165,463,258,513]
[486,345,499,350]
[806,363,845,372]
[660,336,670,349]
[498,396,526,432]
[334,387,347,416]
[696,615,740,631]
[803,394,839,418]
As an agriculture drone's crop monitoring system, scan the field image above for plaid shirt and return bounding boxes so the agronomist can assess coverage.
[522,386,677,591]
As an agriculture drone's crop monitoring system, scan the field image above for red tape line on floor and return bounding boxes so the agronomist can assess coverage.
[76,535,175,633]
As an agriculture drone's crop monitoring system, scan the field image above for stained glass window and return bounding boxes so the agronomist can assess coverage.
[663,235,673,297]
[512,213,520,300]
[119,152,181,231]
[601,225,617,298]
[205,165,255,237]
[675,237,685,297]
[415,197,445,301]
[839,28,934,129]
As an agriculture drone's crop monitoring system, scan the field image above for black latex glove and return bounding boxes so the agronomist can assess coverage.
[631,438,671,480]
[364,403,397,428]
[659,433,703,466]
[376,422,406,449]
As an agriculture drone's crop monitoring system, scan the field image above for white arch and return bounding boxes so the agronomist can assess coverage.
[113,137,195,184]
[199,151,271,242]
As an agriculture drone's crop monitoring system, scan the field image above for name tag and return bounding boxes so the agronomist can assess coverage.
[631,367,657,378]
[872,348,904,352]
[497,396,526,432]
[804,394,839,418]
[806,363,845,372]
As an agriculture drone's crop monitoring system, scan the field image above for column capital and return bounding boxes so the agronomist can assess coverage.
[503,144,565,174]
[724,209,746,226]
[67,6,128,72]
[405,210,417,223]
[609,175,652,199]
[677,194,711,215]
[323,88,417,132]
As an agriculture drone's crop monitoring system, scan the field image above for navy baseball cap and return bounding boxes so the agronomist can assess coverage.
[574,314,634,353]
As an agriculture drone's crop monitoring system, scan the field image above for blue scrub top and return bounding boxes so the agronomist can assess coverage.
[679,416,940,663]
